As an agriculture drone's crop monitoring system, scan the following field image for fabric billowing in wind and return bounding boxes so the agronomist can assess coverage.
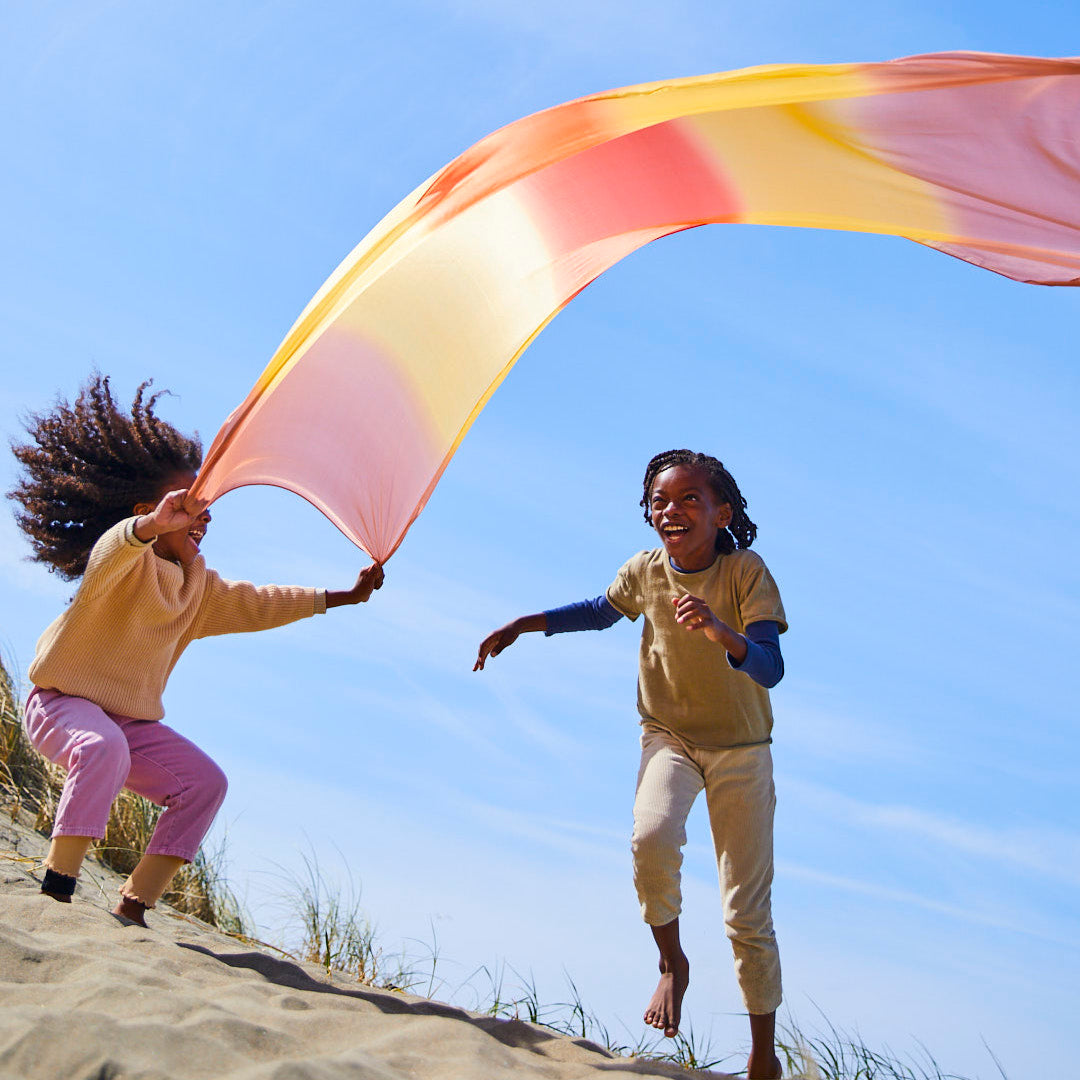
[190,51,1080,560]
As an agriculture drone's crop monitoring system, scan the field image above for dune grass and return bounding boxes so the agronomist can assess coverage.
[774,1012,1010,1080]
[1,653,1007,1078]
[273,847,423,992]
[0,652,248,934]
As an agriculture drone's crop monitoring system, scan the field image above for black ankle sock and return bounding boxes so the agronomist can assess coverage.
[41,868,77,901]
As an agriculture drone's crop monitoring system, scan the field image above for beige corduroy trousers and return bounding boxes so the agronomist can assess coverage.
[631,726,781,1014]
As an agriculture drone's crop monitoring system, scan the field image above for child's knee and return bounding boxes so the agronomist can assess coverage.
[70,725,131,787]
[634,862,682,926]
[632,814,683,866]
[194,759,228,814]
[723,904,775,948]
[633,821,681,878]
[632,820,684,918]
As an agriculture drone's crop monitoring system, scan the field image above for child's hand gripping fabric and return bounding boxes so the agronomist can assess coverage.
[133,488,210,542]
[327,563,385,607]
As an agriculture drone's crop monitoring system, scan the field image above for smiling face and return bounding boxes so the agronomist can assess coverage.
[134,469,210,567]
[648,464,732,571]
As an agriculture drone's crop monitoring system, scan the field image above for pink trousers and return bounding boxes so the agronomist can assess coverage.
[24,688,227,863]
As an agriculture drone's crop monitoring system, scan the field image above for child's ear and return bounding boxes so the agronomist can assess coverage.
[716,503,733,529]
[133,502,154,516]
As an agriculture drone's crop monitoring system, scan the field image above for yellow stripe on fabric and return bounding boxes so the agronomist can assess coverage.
[377,303,562,562]
[327,186,562,449]
[584,62,870,135]
[249,175,438,399]
[685,96,953,240]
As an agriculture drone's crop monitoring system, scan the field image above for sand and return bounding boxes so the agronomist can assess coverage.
[0,817,731,1080]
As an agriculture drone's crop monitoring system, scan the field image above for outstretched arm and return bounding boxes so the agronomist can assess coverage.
[544,595,624,634]
[196,561,383,639]
[474,613,547,671]
[476,594,624,670]
[326,562,385,608]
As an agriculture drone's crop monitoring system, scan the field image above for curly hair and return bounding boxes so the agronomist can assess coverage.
[8,374,202,580]
[640,449,757,555]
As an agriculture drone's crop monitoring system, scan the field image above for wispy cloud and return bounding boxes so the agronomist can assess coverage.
[337,677,523,772]
[783,777,1080,886]
[776,696,923,765]
[434,0,713,60]
[482,677,588,759]
[776,860,1080,948]
[455,796,629,866]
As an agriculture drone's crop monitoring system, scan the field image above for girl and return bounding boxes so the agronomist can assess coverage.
[475,449,787,1080]
[9,375,384,926]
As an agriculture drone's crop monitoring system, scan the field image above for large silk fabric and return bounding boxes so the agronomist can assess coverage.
[191,52,1080,560]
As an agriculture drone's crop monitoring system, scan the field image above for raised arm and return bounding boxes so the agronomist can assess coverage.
[132,488,209,542]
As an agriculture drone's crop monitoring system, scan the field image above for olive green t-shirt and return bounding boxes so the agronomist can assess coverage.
[605,547,787,749]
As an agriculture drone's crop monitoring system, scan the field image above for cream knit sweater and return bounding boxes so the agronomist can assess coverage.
[29,518,326,720]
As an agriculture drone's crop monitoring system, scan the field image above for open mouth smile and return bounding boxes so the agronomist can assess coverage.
[661,523,690,538]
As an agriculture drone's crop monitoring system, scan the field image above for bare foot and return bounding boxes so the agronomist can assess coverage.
[746,1051,782,1079]
[643,952,689,1037]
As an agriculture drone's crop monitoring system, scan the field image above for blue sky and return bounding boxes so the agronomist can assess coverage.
[2,3,1078,1076]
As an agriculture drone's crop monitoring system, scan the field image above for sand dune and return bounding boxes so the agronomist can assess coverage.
[0,818,728,1080]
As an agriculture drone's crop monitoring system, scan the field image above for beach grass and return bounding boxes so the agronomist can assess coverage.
[273,847,423,992]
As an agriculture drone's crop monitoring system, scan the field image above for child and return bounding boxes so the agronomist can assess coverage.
[9,375,384,926]
[474,449,787,1080]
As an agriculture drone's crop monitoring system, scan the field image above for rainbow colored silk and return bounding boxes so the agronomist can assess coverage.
[191,51,1080,561]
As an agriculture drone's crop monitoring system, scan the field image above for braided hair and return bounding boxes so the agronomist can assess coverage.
[8,374,202,580]
[640,449,757,555]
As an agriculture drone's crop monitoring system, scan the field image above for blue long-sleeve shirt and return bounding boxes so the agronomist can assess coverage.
[544,594,784,689]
